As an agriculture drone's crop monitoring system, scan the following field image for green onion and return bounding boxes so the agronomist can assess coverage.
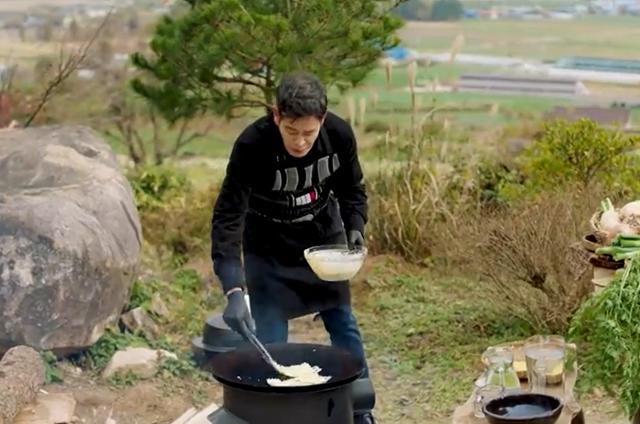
[614,251,640,261]
[597,246,640,256]
[619,234,640,241]
[620,239,640,248]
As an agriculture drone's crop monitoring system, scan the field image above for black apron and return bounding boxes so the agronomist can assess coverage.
[242,127,350,320]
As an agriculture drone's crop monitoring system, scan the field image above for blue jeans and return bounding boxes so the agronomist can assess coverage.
[251,302,370,378]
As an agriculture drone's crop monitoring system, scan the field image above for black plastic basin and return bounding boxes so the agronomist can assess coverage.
[483,393,563,424]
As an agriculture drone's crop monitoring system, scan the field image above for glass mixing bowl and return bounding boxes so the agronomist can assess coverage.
[303,244,367,282]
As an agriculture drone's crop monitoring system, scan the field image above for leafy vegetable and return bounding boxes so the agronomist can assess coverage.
[569,258,640,417]
[602,198,615,213]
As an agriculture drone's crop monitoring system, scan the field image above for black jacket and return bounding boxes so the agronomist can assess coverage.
[211,112,367,294]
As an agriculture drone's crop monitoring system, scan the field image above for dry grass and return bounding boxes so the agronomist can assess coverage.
[367,134,480,263]
[458,189,602,333]
[0,38,59,61]
[366,124,605,333]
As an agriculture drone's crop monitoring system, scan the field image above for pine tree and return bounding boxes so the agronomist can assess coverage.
[131,0,404,122]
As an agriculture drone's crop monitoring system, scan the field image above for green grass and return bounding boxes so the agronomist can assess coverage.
[366,87,568,111]
[360,63,495,88]
[357,268,531,416]
[632,108,640,128]
[339,66,572,131]
[398,16,640,60]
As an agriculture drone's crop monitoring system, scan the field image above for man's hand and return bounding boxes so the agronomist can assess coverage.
[347,230,364,250]
[223,290,254,335]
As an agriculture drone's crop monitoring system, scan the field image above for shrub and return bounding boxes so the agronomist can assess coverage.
[128,165,190,212]
[476,159,522,206]
[162,269,224,339]
[364,120,391,134]
[140,185,216,267]
[518,119,640,195]
[128,165,216,266]
[430,0,464,21]
[393,0,433,21]
[459,188,601,333]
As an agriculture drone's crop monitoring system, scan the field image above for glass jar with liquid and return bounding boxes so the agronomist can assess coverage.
[481,346,521,390]
[523,335,566,393]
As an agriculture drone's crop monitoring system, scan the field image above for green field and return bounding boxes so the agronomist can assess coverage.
[632,108,640,126]
[331,66,573,134]
[398,16,640,60]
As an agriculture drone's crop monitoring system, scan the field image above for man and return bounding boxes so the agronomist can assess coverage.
[211,72,374,423]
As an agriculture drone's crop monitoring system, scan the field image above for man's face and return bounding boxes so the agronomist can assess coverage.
[273,108,325,158]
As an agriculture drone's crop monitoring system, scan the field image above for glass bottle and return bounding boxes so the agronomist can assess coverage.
[563,343,585,424]
[482,346,521,391]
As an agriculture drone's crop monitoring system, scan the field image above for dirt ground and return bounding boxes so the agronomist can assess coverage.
[47,316,330,424]
[43,313,628,424]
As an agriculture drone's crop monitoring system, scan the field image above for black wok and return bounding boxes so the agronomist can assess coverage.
[209,342,364,393]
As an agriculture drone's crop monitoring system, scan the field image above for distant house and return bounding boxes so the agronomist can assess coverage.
[152,6,172,15]
[456,74,588,97]
[543,106,632,129]
[23,15,46,28]
[548,11,575,20]
[384,46,413,62]
[86,6,112,19]
[463,9,479,18]
[555,56,640,75]
[76,69,96,80]
[591,0,640,14]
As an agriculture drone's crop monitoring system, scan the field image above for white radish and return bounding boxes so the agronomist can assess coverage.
[620,200,640,217]
[600,209,623,236]
[617,223,636,236]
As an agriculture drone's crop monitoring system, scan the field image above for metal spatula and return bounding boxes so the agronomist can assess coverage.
[239,323,296,378]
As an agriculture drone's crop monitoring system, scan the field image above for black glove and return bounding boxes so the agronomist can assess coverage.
[223,290,254,335]
[347,230,364,250]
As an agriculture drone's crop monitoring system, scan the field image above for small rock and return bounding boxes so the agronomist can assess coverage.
[58,361,83,377]
[102,347,177,380]
[13,392,76,424]
[149,294,171,319]
[120,308,160,339]
[170,407,197,424]
[105,409,116,424]
[180,403,219,424]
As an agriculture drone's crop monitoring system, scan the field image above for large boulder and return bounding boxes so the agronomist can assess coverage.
[0,125,142,354]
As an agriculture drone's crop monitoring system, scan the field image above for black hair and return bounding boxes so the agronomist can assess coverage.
[275,72,327,120]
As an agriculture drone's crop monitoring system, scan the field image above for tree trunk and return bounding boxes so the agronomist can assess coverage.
[0,346,46,424]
